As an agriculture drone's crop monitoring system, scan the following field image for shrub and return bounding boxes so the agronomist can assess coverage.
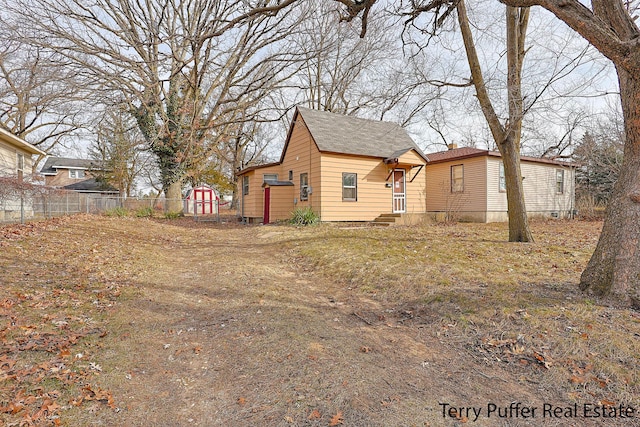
[164,211,182,219]
[135,206,154,218]
[289,207,319,226]
[104,207,128,217]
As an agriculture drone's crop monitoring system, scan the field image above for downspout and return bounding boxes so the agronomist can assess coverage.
[241,176,245,223]
[571,165,576,219]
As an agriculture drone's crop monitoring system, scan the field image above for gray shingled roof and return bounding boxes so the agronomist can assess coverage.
[63,178,118,193]
[295,107,426,160]
[40,157,105,175]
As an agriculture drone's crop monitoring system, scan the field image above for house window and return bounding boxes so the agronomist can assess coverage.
[16,153,24,180]
[69,169,85,179]
[342,173,357,201]
[16,153,24,172]
[451,164,464,193]
[556,169,565,194]
[263,173,278,182]
[242,175,249,195]
[300,173,309,201]
[288,170,293,181]
[499,163,506,192]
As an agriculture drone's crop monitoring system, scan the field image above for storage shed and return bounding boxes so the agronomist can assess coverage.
[184,185,219,215]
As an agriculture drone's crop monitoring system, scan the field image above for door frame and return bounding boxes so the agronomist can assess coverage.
[263,187,271,224]
[392,169,406,213]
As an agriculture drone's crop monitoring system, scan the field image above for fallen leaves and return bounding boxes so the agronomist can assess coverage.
[307,409,321,420]
[0,215,77,244]
[0,217,126,426]
[75,386,116,409]
[480,336,552,369]
[329,410,344,426]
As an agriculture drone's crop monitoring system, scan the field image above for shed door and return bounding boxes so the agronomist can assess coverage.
[195,188,213,214]
[263,187,271,224]
[392,169,406,213]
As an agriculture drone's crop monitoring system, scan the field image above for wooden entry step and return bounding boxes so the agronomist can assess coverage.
[372,213,401,226]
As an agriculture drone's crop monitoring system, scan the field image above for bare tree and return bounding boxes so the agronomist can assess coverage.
[462,2,534,242]
[288,0,448,127]
[0,35,86,167]
[4,0,306,213]
[212,113,280,208]
[89,108,152,197]
[484,0,640,306]
[573,112,625,207]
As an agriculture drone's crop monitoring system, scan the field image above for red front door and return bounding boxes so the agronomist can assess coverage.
[263,187,271,224]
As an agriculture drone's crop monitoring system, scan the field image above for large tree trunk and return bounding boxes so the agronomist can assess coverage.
[502,5,533,242]
[165,180,184,214]
[498,135,534,242]
[457,1,533,242]
[580,67,640,307]
[230,177,240,210]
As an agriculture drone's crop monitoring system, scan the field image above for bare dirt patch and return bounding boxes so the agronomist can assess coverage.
[1,217,638,426]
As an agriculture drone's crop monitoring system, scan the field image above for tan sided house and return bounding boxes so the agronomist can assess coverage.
[425,147,576,222]
[237,107,428,224]
[0,127,47,221]
[237,108,576,224]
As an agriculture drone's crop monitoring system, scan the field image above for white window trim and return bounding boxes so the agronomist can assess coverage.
[342,172,357,201]
[263,173,278,182]
[300,173,309,201]
[16,153,24,173]
[556,169,565,194]
[242,175,249,195]
[69,169,85,179]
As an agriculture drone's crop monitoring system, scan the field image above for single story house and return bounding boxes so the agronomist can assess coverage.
[425,146,575,222]
[237,106,428,223]
[0,127,46,221]
[236,107,576,224]
[40,157,118,194]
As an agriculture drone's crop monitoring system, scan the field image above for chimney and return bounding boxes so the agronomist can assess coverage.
[447,143,458,150]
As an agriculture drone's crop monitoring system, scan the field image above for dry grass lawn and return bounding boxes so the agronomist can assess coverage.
[0,215,638,426]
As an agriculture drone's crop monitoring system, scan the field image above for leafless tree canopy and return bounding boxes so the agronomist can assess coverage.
[0,33,87,163]
[2,0,307,210]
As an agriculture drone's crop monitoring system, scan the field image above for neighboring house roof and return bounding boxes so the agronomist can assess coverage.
[40,156,106,175]
[289,107,427,161]
[63,178,118,193]
[235,161,280,176]
[426,147,574,167]
[0,127,46,155]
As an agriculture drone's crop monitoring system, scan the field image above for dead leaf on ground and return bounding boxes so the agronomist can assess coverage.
[570,375,587,384]
[329,410,344,426]
[80,385,116,409]
[308,409,321,420]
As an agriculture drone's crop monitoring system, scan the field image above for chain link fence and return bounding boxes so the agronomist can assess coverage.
[1,190,222,224]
